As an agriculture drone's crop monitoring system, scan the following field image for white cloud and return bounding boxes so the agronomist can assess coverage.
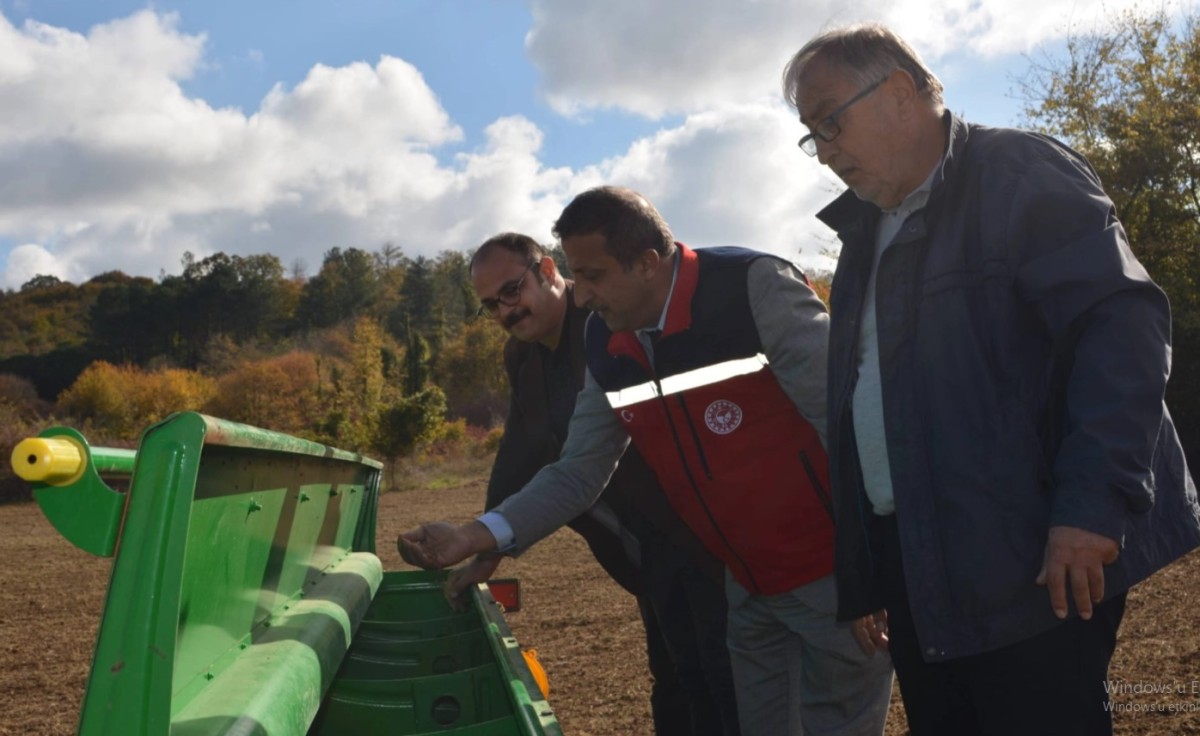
[571,102,844,272]
[525,0,1168,117]
[5,243,81,286]
[0,9,571,288]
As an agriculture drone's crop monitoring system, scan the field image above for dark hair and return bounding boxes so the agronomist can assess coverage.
[782,23,944,112]
[552,186,675,270]
[470,232,547,273]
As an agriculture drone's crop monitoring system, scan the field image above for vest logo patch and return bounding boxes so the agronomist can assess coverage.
[704,400,743,435]
[620,409,635,423]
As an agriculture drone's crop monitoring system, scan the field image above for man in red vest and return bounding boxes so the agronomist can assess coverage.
[466,231,740,735]
[400,187,892,735]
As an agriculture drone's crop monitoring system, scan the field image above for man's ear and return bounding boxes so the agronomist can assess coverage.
[635,248,661,279]
[889,68,919,119]
[537,255,558,281]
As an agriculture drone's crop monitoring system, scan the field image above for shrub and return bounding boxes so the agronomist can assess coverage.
[58,362,216,439]
[0,402,39,502]
[422,418,470,459]
[373,387,448,461]
[204,351,320,434]
[0,373,51,419]
[482,426,504,454]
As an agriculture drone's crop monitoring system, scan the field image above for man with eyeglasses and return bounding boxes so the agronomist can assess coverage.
[462,232,741,736]
[783,23,1200,735]
[401,190,894,735]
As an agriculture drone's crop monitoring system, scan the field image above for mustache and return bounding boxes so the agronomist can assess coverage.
[503,310,530,328]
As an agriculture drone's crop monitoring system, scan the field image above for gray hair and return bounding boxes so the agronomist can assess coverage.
[782,23,944,111]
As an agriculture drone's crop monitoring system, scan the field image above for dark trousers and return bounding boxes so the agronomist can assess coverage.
[640,530,741,736]
[875,514,1126,736]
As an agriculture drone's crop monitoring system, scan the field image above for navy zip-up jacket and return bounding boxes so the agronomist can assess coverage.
[820,113,1200,661]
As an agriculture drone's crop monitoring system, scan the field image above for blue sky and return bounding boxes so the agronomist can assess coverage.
[0,0,1165,288]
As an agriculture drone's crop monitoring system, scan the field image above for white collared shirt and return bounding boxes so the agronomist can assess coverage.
[634,252,681,365]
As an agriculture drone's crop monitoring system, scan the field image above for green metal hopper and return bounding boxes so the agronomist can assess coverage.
[11,412,561,736]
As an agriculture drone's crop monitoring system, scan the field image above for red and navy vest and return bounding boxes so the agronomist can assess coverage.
[585,244,835,595]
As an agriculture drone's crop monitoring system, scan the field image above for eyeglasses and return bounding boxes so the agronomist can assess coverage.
[477,262,537,317]
[798,76,889,156]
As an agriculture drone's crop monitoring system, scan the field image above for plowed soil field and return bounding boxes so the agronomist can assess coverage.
[2,479,1198,735]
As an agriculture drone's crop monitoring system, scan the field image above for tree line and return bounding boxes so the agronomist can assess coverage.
[0,246,515,496]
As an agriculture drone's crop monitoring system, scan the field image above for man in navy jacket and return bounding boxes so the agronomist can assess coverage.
[782,22,1200,735]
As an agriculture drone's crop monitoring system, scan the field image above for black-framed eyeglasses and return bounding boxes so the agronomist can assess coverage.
[798,76,889,157]
[476,261,538,317]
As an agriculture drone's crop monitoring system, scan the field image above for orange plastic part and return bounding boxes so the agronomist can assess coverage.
[522,649,550,699]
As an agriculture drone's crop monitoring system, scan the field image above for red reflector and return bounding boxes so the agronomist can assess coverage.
[486,578,521,612]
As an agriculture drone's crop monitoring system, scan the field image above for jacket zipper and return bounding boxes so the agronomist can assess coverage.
[653,380,760,593]
[798,450,835,522]
[674,395,714,480]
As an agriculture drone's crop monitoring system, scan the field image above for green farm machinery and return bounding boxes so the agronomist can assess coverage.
[11,412,560,736]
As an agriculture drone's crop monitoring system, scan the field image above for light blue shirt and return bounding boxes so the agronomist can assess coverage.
[853,164,941,515]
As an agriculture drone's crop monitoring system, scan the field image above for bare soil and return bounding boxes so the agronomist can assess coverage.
[2,480,1198,735]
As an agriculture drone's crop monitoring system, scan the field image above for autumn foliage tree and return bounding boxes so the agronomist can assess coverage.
[373,386,449,482]
[203,351,321,435]
[59,362,217,438]
[435,318,508,426]
[313,317,397,449]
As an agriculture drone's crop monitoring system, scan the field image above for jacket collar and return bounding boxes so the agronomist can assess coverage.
[605,242,698,368]
[662,242,698,337]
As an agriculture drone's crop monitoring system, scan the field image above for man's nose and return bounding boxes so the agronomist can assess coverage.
[573,283,592,309]
[815,137,837,166]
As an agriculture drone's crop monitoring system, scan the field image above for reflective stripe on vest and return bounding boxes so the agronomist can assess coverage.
[604,353,769,409]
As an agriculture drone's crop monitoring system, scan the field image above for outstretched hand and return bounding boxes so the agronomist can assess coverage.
[397,521,497,570]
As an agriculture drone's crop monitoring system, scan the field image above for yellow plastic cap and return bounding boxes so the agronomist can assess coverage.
[11,437,85,485]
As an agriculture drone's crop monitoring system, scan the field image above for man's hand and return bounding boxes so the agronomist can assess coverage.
[1035,525,1120,620]
[444,555,504,610]
[851,609,889,656]
[397,521,498,570]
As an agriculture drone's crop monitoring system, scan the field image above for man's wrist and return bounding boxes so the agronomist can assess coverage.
[462,520,500,555]
[476,511,517,550]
